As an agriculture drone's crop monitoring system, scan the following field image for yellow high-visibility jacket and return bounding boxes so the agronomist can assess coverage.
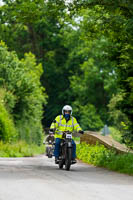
[50,115,82,139]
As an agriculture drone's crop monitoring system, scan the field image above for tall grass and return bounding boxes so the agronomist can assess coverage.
[0,141,45,157]
[77,142,133,175]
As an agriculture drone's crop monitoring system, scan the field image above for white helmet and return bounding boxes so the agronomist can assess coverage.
[62,105,72,115]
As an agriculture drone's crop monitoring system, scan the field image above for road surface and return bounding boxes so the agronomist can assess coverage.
[0,155,133,200]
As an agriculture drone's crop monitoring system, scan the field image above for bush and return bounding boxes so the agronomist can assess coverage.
[0,141,45,157]
[109,127,122,143]
[77,143,133,175]
[0,42,47,145]
[0,92,18,142]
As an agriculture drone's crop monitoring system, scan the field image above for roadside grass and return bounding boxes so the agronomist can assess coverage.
[0,141,45,157]
[73,137,80,142]
[77,142,133,175]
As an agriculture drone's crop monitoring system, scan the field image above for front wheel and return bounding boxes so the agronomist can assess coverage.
[65,148,72,171]
[47,147,53,158]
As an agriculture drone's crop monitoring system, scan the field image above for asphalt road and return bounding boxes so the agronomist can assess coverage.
[0,155,133,200]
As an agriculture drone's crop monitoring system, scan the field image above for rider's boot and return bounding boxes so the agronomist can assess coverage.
[55,157,59,164]
[71,158,77,164]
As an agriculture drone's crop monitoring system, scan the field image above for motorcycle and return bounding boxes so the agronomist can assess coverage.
[46,140,55,158]
[57,131,76,171]
[44,135,55,158]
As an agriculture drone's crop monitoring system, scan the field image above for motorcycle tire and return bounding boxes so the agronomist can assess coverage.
[65,148,72,171]
[48,147,52,158]
[48,154,52,158]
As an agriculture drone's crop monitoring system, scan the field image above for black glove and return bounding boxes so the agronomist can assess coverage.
[78,130,84,134]
[49,128,54,134]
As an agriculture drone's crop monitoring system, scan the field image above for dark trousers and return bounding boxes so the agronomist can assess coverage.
[54,138,76,159]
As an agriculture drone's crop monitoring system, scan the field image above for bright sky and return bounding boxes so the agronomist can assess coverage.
[0,0,4,6]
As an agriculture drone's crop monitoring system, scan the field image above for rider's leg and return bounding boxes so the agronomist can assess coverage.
[72,139,76,159]
[54,138,61,159]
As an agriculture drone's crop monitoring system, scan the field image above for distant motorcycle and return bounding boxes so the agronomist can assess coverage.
[44,135,55,158]
[57,131,76,171]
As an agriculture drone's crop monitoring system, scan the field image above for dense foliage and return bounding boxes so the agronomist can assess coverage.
[0,42,47,144]
[0,0,133,145]
[70,0,133,143]
[77,143,133,175]
[0,141,45,157]
[0,89,18,142]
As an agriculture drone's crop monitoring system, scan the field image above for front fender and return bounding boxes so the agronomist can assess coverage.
[67,141,72,148]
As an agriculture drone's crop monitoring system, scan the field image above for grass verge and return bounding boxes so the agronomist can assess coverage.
[0,141,45,157]
[77,142,133,175]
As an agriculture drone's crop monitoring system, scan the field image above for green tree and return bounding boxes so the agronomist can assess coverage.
[69,1,133,142]
[59,7,118,130]
[0,88,18,142]
[1,0,132,139]
[0,42,47,144]
[0,0,71,126]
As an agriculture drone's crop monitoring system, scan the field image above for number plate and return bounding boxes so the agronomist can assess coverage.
[66,134,72,139]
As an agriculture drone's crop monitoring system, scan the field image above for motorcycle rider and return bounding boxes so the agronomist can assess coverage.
[49,105,84,163]
[45,134,55,156]
[45,134,55,144]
